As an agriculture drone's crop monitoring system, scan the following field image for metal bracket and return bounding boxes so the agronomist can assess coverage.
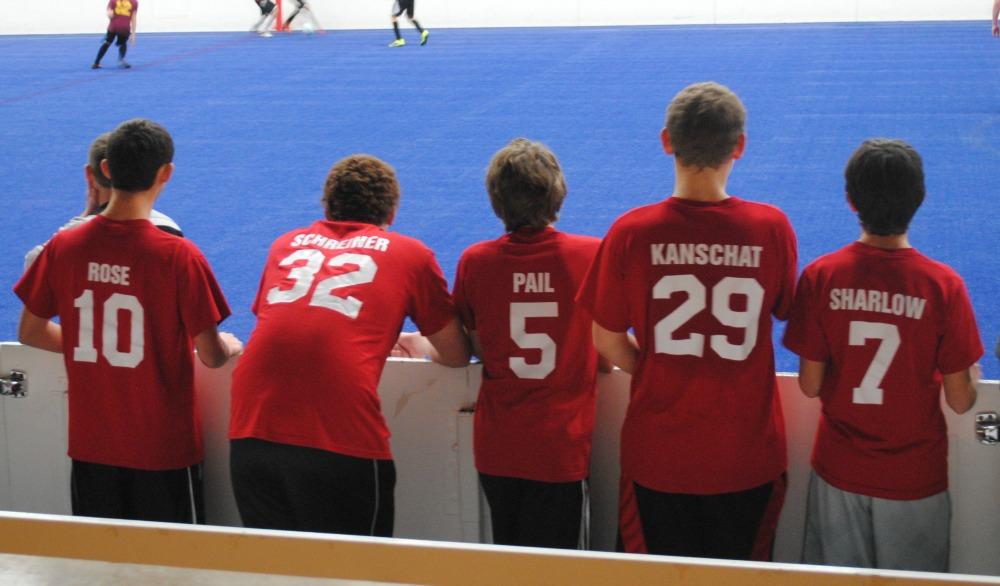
[975,412,999,445]
[0,369,26,398]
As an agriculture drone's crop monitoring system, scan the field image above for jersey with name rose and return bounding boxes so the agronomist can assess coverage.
[107,0,137,32]
[783,242,983,500]
[577,196,797,494]
[14,216,230,470]
[454,227,601,483]
[229,220,456,460]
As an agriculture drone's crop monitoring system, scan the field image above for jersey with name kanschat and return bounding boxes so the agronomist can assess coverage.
[14,215,230,470]
[229,220,456,460]
[454,227,601,483]
[578,196,797,494]
[783,242,983,500]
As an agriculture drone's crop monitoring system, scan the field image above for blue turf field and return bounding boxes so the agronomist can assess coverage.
[1,22,998,377]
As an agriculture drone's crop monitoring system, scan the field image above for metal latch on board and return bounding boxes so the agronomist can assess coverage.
[0,369,26,398]
[976,412,999,445]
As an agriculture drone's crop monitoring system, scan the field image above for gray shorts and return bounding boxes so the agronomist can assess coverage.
[802,470,950,572]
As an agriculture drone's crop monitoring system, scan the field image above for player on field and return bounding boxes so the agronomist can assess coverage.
[447,138,607,549]
[25,132,182,270]
[388,0,429,47]
[229,154,469,536]
[577,82,797,560]
[783,139,982,572]
[93,0,138,69]
[15,119,242,523]
[251,0,278,37]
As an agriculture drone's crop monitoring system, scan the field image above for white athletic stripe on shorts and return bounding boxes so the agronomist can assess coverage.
[186,466,198,525]
[578,479,591,550]
[369,460,381,536]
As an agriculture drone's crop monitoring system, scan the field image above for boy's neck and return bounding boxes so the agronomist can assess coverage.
[858,231,911,250]
[102,188,158,221]
[671,160,732,202]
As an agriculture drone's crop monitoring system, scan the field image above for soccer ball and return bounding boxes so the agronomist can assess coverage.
[302,22,315,34]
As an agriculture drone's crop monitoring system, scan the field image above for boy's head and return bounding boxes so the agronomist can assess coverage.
[323,155,399,226]
[105,119,175,192]
[486,138,567,232]
[845,139,925,236]
[87,133,113,189]
[665,82,746,169]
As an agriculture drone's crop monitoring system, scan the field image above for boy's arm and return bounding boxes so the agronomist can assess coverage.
[797,358,826,398]
[130,9,137,44]
[993,0,999,36]
[193,326,243,368]
[942,363,979,414]
[395,318,470,367]
[17,308,62,354]
[592,322,637,375]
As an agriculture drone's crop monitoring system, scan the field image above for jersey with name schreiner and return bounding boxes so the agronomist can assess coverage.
[783,242,983,500]
[454,227,601,483]
[108,0,137,32]
[577,196,797,494]
[14,216,230,470]
[229,220,456,460]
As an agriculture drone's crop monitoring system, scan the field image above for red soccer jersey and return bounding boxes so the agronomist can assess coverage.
[14,216,230,470]
[577,196,797,494]
[454,227,601,483]
[229,220,456,460]
[107,0,137,32]
[783,242,983,500]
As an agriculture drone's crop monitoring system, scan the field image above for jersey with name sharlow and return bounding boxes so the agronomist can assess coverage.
[783,242,983,500]
[229,220,456,460]
[577,196,797,495]
[453,227,601,483]
[13,215,230,470]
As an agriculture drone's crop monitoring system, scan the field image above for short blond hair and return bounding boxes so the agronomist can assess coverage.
[486,138,567,232]
[666,82,746,169]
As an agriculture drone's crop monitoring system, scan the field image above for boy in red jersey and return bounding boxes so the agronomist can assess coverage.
[93,0,138,69]
[783,139,982,571]
[449,138,607,549]
[15,118,241,523]
[229,155,469,536]
[577,82,797,560]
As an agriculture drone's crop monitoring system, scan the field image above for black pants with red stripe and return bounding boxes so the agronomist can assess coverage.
[71,459,205,524]
[633,474,786,560]
[230,438,395,536]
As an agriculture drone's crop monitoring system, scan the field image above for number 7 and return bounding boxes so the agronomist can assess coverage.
[848,321,900,405]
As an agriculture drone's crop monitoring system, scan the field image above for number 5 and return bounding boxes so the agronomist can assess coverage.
[509,302,557,379]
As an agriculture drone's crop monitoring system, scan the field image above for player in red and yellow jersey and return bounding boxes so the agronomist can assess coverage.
[229,155,469,536]
[449,138,606,549]
[93,0,138,69]
[784,139,982,571]
[578,82,796,560]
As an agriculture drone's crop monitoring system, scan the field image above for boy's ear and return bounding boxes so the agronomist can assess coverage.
[845,191,857,212]
[99,159,111,180]
[84,164,96,187]
[731,133,746,160]
[155,162,174,185]
[660,127,674,155]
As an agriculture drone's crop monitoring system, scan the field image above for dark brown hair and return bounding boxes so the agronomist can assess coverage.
[666,82,746,169]
[88,132,112,188]
[322,155,400,225]
[106,119,174,192]
[845,139,925,236]
[486,138,567,232]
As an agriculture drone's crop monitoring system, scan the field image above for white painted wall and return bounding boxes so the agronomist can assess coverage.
[1,0,990,36]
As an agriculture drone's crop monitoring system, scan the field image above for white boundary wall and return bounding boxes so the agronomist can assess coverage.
[2,0,990,36]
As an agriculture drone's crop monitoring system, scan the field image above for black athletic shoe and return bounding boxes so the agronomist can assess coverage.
[119,60,131,69]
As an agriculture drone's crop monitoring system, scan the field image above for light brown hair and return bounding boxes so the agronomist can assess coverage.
[486,138,567,232]
[666,82,746,169]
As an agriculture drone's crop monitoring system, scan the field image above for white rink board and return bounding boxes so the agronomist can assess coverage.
[1,0,990,36]
[0,342,998,576]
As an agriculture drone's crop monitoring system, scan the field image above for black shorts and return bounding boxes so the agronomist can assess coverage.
[230,438,395,536]
[103,29,130,46]
[71,459,204,524]
[632,474,786,560]
[479,472,589,549]
[392,0,415,19]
